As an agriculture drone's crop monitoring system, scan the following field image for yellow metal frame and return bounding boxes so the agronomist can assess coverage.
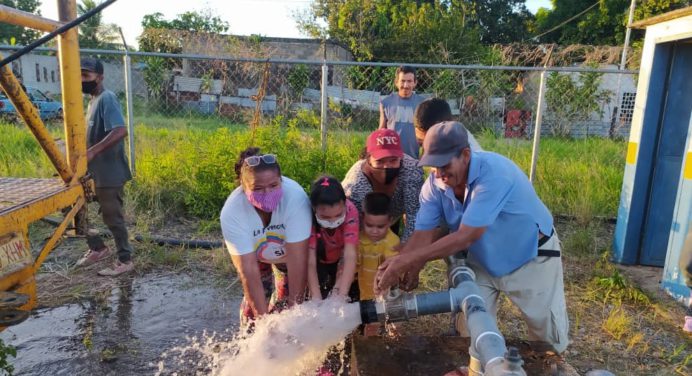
[0,0,90,317]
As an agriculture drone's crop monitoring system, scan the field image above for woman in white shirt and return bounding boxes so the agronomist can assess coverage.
[220,147,312,327]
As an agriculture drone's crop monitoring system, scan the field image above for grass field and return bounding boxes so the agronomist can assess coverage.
[0,118,625,222]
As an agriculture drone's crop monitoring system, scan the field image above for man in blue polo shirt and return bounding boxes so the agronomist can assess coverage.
[375,121,569,353]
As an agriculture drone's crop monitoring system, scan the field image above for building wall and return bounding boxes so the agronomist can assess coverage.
[16,54,61,95]
[10,53,145,98]
[613,13,692,303]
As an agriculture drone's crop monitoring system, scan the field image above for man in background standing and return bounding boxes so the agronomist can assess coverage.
[379,66,424,159]
[75,57,135,276]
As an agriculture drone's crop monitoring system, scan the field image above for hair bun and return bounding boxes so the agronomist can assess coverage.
[235,147,261,181]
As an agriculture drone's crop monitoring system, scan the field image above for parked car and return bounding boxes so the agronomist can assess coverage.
[0,87,63,121]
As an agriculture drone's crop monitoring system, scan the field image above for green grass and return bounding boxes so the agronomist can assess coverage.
[0,123,56,177]
[478,132,626,220]
[0,119,625,221]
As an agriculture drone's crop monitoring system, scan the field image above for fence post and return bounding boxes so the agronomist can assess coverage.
[529,69,547,183]
[123,53,136,176]
[320,61,328,155]
[609,0,637,138]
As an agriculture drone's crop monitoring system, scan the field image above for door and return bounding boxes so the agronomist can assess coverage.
[640,40,692,266]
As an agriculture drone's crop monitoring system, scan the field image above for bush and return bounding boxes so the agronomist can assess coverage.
[130,123,366,219]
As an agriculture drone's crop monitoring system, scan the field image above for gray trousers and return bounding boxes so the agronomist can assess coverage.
[455,233,570,353]
[86,186,133,262]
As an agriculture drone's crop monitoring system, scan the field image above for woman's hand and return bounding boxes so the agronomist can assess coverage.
[231,253,269,317]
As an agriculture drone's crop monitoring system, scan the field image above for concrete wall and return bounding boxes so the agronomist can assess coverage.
[10,53,146,98]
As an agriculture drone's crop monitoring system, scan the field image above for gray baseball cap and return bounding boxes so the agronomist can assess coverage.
[81,57,104,74]
[418,121,470,167]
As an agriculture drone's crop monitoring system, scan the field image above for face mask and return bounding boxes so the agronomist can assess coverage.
[316,213,346,229]
[364,162,401,185]
[82,80,97,95]
[383,167,401,184]
[245,187,283,212]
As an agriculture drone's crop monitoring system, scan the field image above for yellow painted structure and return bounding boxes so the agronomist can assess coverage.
[0,0,91,327]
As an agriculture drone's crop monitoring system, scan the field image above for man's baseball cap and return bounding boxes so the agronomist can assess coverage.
[81,57,104,74]
[418,121,470,167]
[366,129,404,160]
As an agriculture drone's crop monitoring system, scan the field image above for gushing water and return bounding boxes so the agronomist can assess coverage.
[157,296,362,375]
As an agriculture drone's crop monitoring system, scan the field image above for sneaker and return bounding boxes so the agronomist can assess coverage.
[76,247,112,267]
[97,260,134,276]
[684,316,692,333]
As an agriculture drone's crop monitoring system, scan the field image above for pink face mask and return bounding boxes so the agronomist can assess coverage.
[245,187,283,212]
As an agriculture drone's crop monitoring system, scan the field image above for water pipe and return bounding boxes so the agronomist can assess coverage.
[359,257,526,376]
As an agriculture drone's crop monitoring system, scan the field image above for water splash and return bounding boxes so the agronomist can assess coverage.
[157,297,362,376]
[220,297,361,375]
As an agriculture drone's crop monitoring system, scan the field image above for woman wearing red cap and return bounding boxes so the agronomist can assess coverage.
[342,129,424,242]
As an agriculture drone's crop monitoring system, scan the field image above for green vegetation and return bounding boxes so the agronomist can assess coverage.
[0,338,16,376]
[0,120,625,221]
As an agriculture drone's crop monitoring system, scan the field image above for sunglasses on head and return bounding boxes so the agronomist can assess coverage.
[244,154,277,167]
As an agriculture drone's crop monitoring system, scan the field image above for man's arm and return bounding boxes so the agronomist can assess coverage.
[378,103,387,129]
[397,228,437,291]
[87,126,127,162]
[376,225,486,293]
[285,238,309,306]
[411,224,485,264]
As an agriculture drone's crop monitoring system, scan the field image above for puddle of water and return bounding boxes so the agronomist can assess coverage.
[3,272,364,376]
[1,273,241,375]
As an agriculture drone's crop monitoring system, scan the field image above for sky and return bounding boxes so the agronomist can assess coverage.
[38,0,553,48]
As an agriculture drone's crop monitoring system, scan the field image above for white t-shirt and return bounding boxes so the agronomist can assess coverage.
[220,177,312,264]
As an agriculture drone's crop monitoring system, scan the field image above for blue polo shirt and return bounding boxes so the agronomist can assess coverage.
[415,151,553,277]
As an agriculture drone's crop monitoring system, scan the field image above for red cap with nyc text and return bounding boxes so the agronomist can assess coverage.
[366,129,404,160]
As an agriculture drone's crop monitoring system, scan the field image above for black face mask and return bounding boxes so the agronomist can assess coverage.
[82,80,97,95]
[383,167,401,184]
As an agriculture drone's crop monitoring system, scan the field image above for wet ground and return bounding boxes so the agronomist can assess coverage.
[1,273,241,376]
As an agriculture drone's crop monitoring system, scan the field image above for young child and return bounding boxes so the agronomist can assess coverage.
[358,192,400,301]
[308,176,359,301]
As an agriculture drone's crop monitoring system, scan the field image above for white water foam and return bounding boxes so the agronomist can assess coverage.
[157,297,362,376]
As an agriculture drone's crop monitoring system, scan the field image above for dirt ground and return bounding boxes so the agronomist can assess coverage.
[26,213,692,375]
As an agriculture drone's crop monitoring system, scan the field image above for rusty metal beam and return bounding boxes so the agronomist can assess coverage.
[0,5,63,32]
[57,0,87,184]
[0,183,84,234]
[33,196,84,271]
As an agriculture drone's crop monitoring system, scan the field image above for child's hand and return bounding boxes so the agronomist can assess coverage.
[327,288,349,302]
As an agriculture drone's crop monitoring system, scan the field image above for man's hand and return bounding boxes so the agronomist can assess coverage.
[375,253,422,295]
[400,266,421,291]
[86,148,96,162]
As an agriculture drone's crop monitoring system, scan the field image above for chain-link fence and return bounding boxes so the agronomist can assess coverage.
[2,45,638,167]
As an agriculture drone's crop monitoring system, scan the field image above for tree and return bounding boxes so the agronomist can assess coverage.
[138,10,230,53]
[295,0,484,64]
[0,0,41,45]
[545,69,611,136]
[469,0,533,44]
[137,10,230,106]
[141,11,229,33]
[77,0,122,49]
[534,0,691,45]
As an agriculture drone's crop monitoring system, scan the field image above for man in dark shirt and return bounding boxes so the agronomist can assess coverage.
[76,58,134,276]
